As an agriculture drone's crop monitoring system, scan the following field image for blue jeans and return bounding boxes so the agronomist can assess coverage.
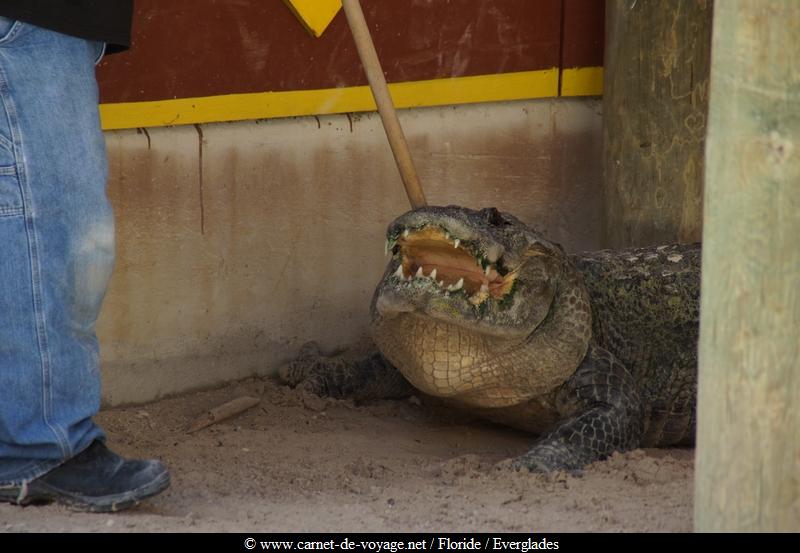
[0,18,112,485]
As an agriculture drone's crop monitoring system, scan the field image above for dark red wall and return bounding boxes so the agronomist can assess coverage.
[563,0,606,68]
[97,0,603,104]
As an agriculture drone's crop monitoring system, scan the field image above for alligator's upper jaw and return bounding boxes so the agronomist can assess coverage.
[385,225,517,306]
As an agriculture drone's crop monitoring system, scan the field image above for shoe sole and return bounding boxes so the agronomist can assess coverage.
[1,469,170,513]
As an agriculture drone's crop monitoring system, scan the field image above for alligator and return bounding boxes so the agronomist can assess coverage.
[280,206,700,472]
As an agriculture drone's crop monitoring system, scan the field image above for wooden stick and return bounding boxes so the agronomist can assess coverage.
[187,396,261,433]
[341,0,427,209]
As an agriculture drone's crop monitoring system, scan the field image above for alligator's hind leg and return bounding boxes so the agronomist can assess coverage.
[278,342,415,401]
[514,346,644,472]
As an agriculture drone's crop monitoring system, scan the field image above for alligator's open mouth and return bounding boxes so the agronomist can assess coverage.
[386,226,517,305]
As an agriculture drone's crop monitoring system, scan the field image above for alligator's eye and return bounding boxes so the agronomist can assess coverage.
[481,207,508,227]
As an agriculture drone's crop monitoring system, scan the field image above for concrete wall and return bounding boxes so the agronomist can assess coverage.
[98,98,602,405]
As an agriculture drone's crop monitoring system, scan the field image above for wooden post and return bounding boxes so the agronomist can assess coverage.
[695,0,800,532]
[603,0,712,247]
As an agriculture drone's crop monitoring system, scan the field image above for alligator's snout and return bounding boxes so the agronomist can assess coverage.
[373,206,565,341]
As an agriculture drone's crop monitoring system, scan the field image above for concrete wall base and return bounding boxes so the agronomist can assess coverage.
[99,98,602,405]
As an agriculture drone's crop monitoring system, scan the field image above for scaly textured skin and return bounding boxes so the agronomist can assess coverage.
[280,206,700,471]
[574,243,699,446]
[371,262,591,410]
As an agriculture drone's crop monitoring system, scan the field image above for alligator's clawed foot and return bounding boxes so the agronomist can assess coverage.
[278,341,342,397]
[511,443,587,475]
[277,341,339,397]
[278,341,321,385]
[278,343,413,401]
[278,342,413,401]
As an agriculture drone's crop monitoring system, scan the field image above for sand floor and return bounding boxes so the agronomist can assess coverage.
[0,377,694,532]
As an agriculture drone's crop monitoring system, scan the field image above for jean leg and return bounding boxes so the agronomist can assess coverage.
[0,22,112,484]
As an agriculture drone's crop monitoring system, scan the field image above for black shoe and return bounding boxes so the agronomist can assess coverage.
[0,440,170,512]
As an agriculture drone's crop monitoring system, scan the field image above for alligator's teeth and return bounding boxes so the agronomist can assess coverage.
[453,239,460,249]
[484,265,491,276]
[415,267,424,279]
[480,283,489,293]
[438,280,445,288]
[384,240,389,256]
[403,229,410,238]
[446,278,466,292]
[429,268,437,281]
[393,265,404,279]
[445,232,450,241]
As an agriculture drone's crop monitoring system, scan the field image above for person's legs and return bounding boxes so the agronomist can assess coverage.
[0,17,108,485]
[0,18,168,510]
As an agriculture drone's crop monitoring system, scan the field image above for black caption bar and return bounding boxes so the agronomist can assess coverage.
[5,532,799,549]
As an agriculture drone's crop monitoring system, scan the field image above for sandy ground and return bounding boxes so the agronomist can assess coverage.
[0,376,694,533]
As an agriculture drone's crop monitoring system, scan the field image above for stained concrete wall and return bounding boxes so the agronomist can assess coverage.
[98,98,602,405]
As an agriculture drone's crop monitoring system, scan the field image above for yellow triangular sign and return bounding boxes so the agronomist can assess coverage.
[283,0,342,38]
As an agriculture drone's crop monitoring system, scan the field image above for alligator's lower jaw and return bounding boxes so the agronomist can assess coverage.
[373,313,534,408]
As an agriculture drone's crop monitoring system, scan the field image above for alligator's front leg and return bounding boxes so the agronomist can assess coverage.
[278,342,415,401]
[514,346,644,472]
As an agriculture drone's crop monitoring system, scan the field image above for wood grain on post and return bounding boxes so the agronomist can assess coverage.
[603,0,712,247]
[341,0,427,209]
[695,0,800,531]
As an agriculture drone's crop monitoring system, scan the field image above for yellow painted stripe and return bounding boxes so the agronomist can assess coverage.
[560,66,604,97]
[99,67,602,131]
